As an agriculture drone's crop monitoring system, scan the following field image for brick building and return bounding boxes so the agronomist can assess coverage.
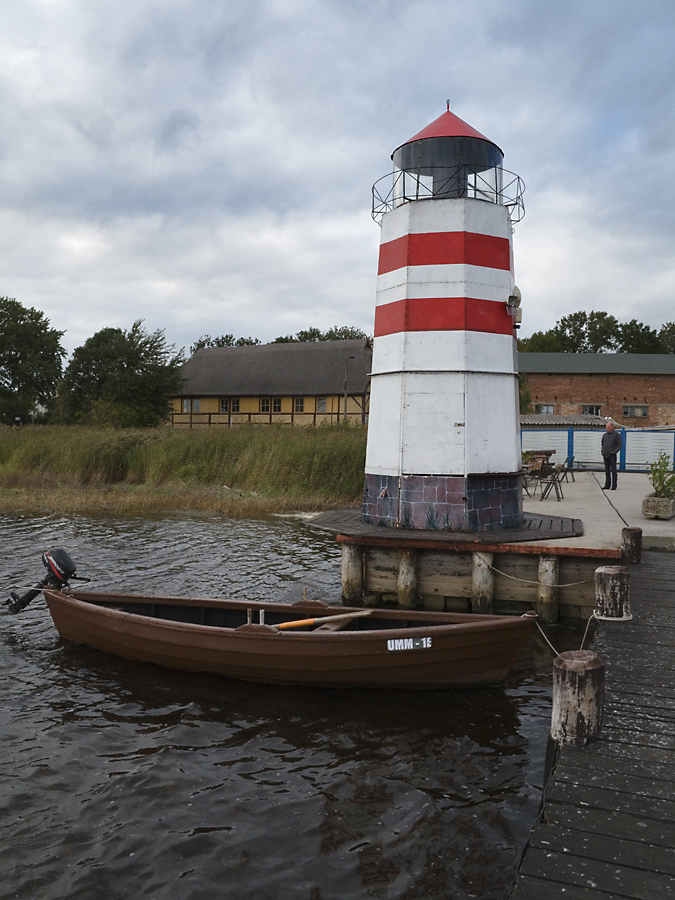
[519,353,675,427]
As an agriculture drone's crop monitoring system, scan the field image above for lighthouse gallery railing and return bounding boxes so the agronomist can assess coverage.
[372,165,525,225]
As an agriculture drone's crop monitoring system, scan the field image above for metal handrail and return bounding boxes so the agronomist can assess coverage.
[372,165,525,225]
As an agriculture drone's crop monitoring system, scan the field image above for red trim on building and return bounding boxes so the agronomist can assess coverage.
[374,297,513,337]
[378,232,511,275]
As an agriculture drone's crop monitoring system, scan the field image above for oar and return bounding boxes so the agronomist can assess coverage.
[273,609,373,631]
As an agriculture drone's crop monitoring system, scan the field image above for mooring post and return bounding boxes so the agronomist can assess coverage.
[595,565,631,619]
[471,551,494,614]
[550,650,605,745]
[537,556,559,624]
[621,527,642,565]
[397,548,417,608]
[341,544,364,605]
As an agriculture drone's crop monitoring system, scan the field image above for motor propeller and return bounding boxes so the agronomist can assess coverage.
[5,548,87,614]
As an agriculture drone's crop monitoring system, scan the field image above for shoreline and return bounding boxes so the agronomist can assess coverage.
[0,482,360,517]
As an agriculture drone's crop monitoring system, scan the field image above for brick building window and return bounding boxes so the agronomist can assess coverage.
[582,404,602,415]
[534,403,554,415]
[261,398,270,413]
[623,405,648,418]
[294,397,304,413]
[273,398,282,413]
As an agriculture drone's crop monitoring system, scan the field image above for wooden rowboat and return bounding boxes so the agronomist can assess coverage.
[42,588,536,688]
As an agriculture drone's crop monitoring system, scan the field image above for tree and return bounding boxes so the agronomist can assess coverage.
[190,334,261,355]
[272,325,369,343]
[0,297,66,424]
[60,320,185,427]
[658,322,675,354]
[618,319,663,353]
[520,311,621,353]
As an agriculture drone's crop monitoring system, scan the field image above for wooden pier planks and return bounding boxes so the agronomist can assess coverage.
[510,551,675,899]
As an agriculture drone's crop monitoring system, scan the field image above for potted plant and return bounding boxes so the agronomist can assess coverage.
[642,451,675,520]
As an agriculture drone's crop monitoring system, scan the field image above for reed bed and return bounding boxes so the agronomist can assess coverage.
[0,424,367,515]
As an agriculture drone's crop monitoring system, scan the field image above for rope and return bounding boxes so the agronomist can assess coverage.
[579,612,596,651]
[535,621,561,656]
[488,564,593,588]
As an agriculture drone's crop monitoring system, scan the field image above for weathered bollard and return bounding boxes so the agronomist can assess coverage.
[595,565,632,620]
[397,548,417,608]
[341,544,364,605]
[471,551,494,614]
[550,650,605,745]
[537,556,559,624]
[621,526,642,565]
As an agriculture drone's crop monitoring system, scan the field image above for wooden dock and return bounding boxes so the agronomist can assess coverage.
[510,549,675,899]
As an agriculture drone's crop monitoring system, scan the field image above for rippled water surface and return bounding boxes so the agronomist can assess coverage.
[0,513,568,900]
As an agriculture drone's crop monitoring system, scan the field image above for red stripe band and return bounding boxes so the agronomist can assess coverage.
[378,231,511,275]
[374,297,513,337]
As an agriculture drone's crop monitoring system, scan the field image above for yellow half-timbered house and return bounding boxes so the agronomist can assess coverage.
[172,339,371,427]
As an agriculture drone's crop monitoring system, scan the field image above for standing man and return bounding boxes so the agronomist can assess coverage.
[601,421,622,490]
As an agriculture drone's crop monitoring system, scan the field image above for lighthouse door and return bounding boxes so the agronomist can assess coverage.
[400,383,465,475]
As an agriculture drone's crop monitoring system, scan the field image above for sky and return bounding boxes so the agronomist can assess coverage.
[1,0,675,358]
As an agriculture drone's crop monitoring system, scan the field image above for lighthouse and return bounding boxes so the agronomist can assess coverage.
[362,105,525,532]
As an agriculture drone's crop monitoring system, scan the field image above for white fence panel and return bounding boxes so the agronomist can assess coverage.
[572,431,603,467]
[521,430,568,462]
[625,432,675,471]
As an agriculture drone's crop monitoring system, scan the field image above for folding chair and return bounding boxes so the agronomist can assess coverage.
[523,459,544,496]
[540,464,566,501]
[562,456,576,483]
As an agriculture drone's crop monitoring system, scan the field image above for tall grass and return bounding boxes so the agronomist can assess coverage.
[0,424,368,511]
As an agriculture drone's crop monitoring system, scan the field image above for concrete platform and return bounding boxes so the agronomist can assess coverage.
[530,470,675,553]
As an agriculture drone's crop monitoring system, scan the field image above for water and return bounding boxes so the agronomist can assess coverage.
[0,513,569,900]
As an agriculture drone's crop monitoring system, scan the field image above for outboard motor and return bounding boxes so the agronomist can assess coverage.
[6,548,80,614]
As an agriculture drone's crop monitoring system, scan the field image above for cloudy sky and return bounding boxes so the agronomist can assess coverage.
[1,0,674,357]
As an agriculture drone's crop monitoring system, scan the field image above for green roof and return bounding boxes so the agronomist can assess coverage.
[518,353,675,374]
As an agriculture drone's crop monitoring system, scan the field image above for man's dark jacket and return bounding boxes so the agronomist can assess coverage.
[601,429,622,458]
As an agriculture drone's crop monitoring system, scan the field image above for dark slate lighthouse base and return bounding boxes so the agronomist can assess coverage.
[362,473,523,532]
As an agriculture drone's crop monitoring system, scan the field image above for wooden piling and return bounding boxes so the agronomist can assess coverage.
[341,544,364,604]
[550,650,605,745]
[537,556,559,624]
[595,565,631,619]
[397,548,417,608]
[621,526,642,564]
[471,551,494,614]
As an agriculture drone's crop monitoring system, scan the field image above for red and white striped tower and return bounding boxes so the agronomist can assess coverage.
[363,105,525,531]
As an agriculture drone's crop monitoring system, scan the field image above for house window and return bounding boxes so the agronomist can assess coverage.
[623,405,648,418]
[192,399,200,413]
[317,397,327,413]
[220,398,229,413]
[273,398,282,413]
[182,399,190,413]
[534,404,554,415]
[294,397,304,413]
[231,398,240,413]
[261,398,270,413]
[582,404,602,415]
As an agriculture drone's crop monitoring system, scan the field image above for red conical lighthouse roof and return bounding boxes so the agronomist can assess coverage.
[395,104,502,156]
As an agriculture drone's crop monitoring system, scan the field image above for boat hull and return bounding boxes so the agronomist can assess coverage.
[43,590,536,689]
